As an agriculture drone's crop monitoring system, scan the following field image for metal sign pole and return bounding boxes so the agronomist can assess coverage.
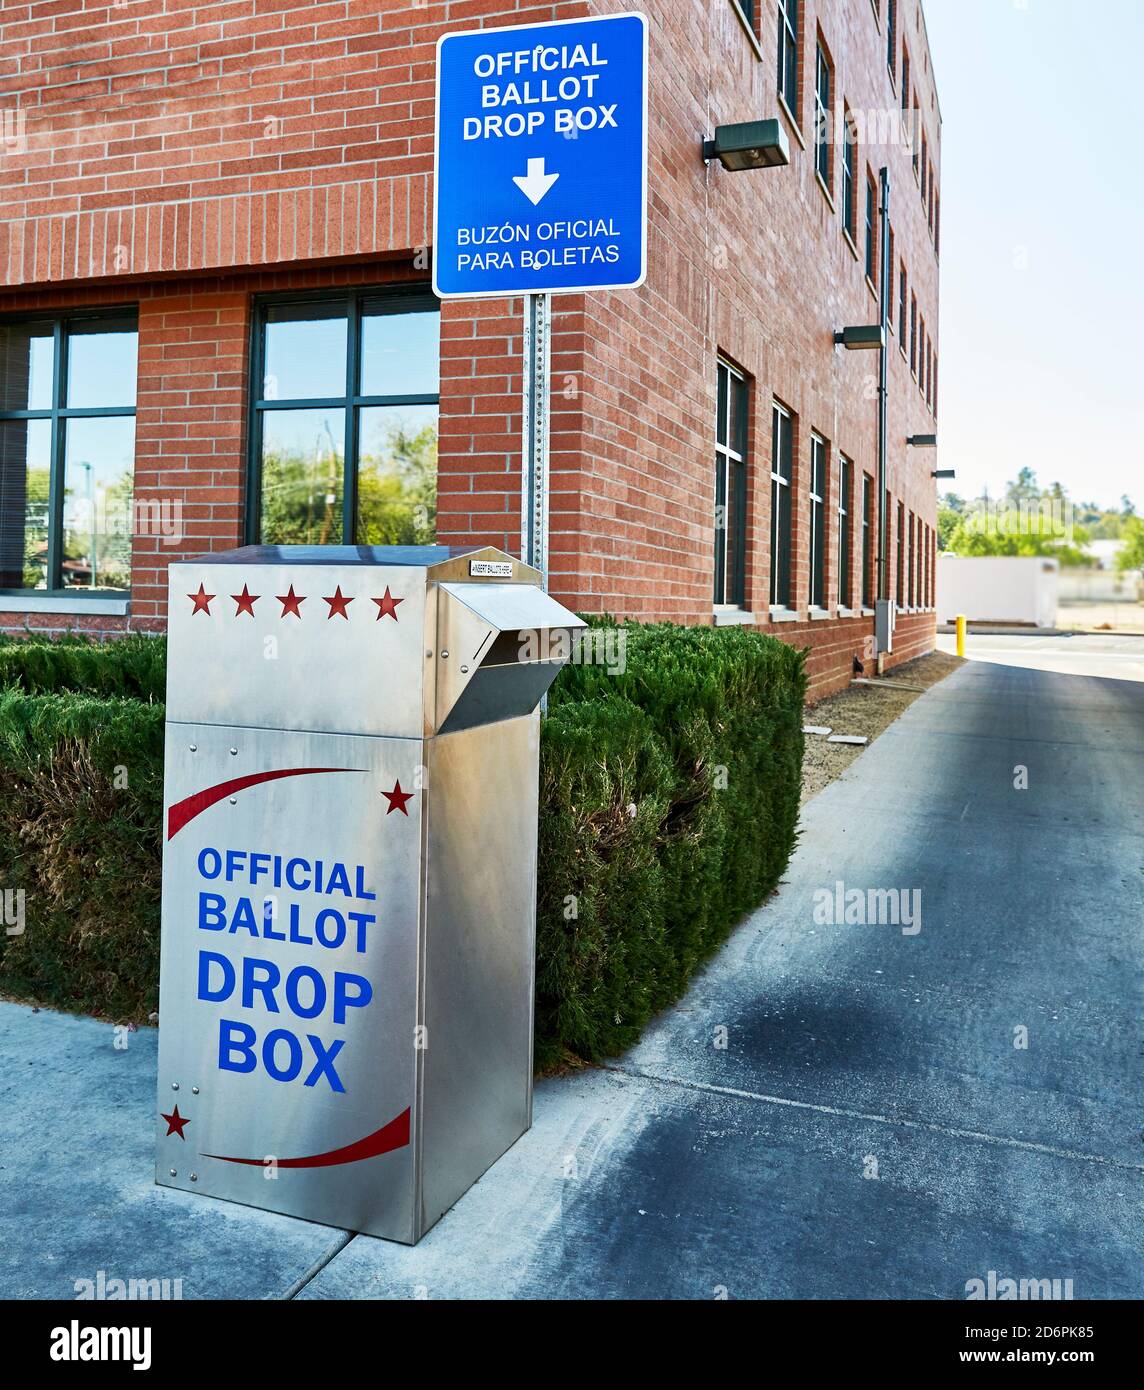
[520,290,552,588]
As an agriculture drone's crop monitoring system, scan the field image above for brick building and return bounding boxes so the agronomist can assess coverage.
[0,0,941,697]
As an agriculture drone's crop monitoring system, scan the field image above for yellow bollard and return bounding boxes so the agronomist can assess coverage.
[955,614,967,657]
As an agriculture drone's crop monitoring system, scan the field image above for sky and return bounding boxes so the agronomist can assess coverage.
[924,0,1144,510]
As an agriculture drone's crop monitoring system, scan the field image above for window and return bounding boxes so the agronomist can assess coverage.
[778,0,799,116]
[898,263,908,351]
[901,45,910,118]
[910,293,918,375]
[921,132,928,200]
[249,288,440,546]
[770,402,793,608]
[928,167,935,233]
[838,455,852,609]
[865,172,878,283]
[908,511,915,606]
[0,311,138,595]
[815,39,832,192]
[809,433,827,608]
[935,195,941,258]
[737,0,756,24]
[861,474,874,608]
[887,228,896,326]
[925,336,933,409]
[919,316,926,390]
[714,359,748,608]
[841,107,857,241]
[896,500,905,608]
[912,97,920,173]
[887,0,897,80]
[933,354,939,418]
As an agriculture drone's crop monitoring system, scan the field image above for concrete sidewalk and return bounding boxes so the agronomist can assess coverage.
[2,649,1141,1299]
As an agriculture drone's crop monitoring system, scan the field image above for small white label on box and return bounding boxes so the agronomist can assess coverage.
[469,560,513,578]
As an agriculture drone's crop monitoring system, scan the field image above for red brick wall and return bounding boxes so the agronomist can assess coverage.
[0,0,942,696]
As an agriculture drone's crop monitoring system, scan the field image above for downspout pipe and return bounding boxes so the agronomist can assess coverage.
[877,165,891,606]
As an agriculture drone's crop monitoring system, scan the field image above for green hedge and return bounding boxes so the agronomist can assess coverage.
[0,633,166,701]
[0,626,805,1064]
[0,688,165,1019]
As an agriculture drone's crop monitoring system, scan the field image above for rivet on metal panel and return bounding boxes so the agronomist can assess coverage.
[460,665,469,674]
[230,748,238,756]
[189,1173,198,1182]
[441,650,450,659]
[229,797,237,805]
[189,744,197,753]
[171,1082,179,1091]
[191,1086,200,1095]
[169,1169,177,1178]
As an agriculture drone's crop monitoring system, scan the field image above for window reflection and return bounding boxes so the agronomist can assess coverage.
[259,408,346,545]
[360,309,440,398]
[356,406,438,545]
[262,303,348,401]
[0,418,52,589]
[66,320,138,409]
[62,416,136,590]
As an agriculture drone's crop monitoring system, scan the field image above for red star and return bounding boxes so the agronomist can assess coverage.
[188,583,214,615]
[372,586,403,621]
[232,584,259,617]
[277,584,305,618]
[382,780,413,816]
[161,1105,189,1140]
[323,585,354,619]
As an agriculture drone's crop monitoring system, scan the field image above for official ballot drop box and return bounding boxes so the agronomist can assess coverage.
[155,545,585,1243]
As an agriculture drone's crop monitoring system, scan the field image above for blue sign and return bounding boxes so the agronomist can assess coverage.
[433,13,648,299]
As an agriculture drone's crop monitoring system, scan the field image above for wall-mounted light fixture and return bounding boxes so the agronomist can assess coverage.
[907,433,938,447]
[834,324,885,351]
[931,469,956,479]
[702,119,790,171]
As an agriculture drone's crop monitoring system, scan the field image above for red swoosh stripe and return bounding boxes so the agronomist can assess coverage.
[203,1107,411,1168]
[166,767,363,840]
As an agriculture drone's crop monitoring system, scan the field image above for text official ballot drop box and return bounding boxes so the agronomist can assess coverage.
[156,545,584,1243]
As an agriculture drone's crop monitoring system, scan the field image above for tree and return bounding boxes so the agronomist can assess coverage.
[937,492,965,551]
[945,469,1091,565]
[1117,516,1144,572]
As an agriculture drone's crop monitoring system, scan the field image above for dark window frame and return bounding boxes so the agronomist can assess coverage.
[0,305,138,598]
[770,401,794,608]
[777,0,800,118]
[814,36,834,193]
[245,283,440,546]
[896,500,905,608]
[887,0,897,82]
[838,454,852,609]
[861,473,874,608]
[865,170,878,283]
[808,432,827,609]
[714,357,750,609]
[841,105,857,242]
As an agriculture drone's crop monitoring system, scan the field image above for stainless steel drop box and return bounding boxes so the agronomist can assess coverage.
[156,545,585,1242]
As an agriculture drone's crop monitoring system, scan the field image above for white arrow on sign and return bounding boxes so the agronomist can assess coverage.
[512,157,559,206]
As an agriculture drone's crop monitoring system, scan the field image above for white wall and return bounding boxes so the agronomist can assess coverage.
[1058,567,1143,603]
[937,556,1060,628]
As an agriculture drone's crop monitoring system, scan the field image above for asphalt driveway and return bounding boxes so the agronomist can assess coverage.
[2,637,1141,1299]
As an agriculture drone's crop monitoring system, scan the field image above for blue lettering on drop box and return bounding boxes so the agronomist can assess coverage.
[433,13,648,299]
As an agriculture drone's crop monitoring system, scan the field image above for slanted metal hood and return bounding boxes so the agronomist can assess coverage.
[432,582,586,734]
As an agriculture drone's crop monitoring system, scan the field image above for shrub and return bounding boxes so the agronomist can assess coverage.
[0,623,806,1065]
[0,690,164,1019]
[537,623,806,1064]
[0,633,166,701]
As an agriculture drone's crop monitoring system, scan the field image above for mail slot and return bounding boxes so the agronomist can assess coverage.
[155,545,585,1242]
